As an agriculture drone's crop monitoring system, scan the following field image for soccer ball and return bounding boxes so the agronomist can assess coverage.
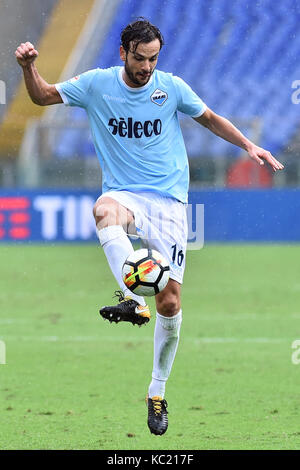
[122,248,170,296]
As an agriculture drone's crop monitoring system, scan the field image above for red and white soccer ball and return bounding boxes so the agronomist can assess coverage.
[122,248,170,296]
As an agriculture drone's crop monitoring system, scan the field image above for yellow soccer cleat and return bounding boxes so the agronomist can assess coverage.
[146,394,168,435]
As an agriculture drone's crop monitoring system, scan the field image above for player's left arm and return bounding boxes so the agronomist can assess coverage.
[194,107,284,172]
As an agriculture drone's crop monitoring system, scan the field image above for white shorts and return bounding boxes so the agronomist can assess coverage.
[98,191,188,284]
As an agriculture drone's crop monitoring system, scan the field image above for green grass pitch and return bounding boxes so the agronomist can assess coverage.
[1,243,300,450]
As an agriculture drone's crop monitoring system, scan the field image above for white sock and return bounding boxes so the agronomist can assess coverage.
[97,225,146,306]
[148,310,182,398]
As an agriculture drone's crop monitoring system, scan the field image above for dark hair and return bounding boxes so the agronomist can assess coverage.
[121,17,164,53]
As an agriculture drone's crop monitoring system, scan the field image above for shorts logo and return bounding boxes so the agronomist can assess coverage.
[151,89,168,106]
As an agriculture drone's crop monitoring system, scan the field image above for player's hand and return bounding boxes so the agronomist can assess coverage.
[247,144,284,172]
[15,42,38,67]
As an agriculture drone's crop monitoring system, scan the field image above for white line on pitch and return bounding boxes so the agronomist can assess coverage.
[1,313,299,325]
[194,337,286,344]
[0,335,292,344]
[0,319,30,324]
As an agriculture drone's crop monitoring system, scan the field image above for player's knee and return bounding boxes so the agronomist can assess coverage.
[93,202,115,225]
[157,295,180,317]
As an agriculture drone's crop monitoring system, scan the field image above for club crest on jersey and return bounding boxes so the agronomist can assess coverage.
[150,89,168,106]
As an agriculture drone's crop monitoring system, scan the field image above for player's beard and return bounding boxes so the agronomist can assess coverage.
[124,60,152,87]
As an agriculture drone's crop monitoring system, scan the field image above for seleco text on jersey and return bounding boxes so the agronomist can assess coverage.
[108,117,162,138]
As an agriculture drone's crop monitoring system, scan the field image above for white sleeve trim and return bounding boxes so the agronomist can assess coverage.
[192,103,207,118]
[55,83,70,106]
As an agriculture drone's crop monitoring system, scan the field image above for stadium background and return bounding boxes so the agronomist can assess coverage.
[0,0,300,242]
[1,0,300,451]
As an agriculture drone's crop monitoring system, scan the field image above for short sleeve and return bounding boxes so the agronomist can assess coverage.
[55,69,98,108]
[173,75,207,117]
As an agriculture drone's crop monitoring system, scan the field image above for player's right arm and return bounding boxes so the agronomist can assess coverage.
[15,42,62,106]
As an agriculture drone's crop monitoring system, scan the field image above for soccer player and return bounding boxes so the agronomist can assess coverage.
[15,18,284,436]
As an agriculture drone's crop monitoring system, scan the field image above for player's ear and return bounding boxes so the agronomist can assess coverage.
[120,46,126,62]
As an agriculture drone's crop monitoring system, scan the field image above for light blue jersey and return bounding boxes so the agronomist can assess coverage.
[55,66,206,203]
